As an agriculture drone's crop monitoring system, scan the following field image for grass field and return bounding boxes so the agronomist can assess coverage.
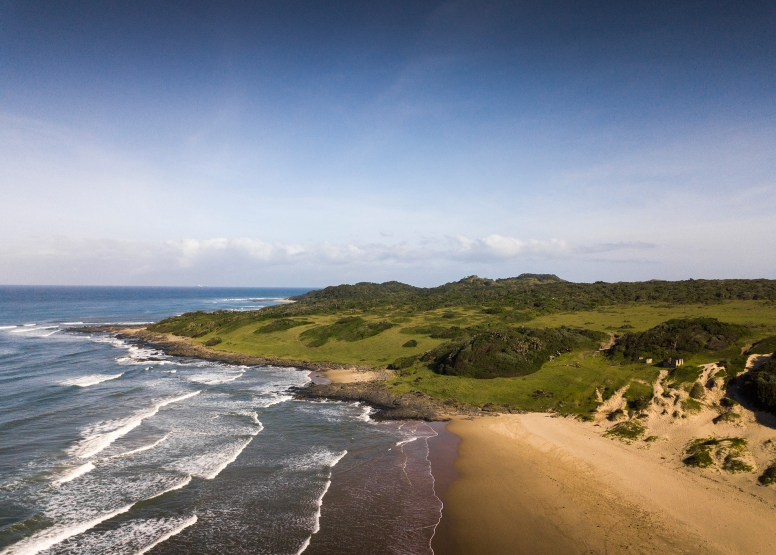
[528,300,776,334]
[173,300,776,417]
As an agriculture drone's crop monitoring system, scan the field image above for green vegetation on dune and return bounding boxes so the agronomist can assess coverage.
[684,437,751,472]
[623,381,654,412]
[145,276,776,417]
[607,318,749,363]
[299,317,394,347]
[749,336,776,355]
[423,327,605,379]
[759,464,776,485]
[254,318,312,334]
[738,359,776,412]
[605,420,646,441]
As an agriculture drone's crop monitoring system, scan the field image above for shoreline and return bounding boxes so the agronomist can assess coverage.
[72,325,380,373]
[72,325,461,421]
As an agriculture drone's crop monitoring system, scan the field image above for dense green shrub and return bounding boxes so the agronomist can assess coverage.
[738,359,776,412]
[604,420,646,440]
[624,381,653,411]
[689,382,706,400]
[299,317,394,347]
[683,437,748,470]
[402,339,418,348]
[387,355,418,370]
[204,336,222,347]
[401,325,467,339]
[502,311,535,322]
[289,276,776,314]
[683,398,702,413]
[667,365,704,387]
[722,455,753,473]
[758,463,776,485]
[424,327,603,379]
[608,318,749,362]
[749,336,776,355]
[254,318,312,334]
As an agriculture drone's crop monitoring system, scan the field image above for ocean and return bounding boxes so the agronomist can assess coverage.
[0,287,445,555]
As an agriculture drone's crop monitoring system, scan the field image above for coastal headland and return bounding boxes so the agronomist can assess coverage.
[74,275,776,554]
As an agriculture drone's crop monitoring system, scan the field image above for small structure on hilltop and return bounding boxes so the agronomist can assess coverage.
[645,358,653,364]
[664,357,684,368]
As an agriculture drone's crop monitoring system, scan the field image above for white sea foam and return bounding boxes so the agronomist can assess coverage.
[286,449,347,472]
[0,325,17,330]
[52,463,95,485]
[109,432,172,459]
[38,515,198,555]
[60,373,124,387]
[187,369,245,385]
[171,437,253,480]
[254,394,292,408]
[69,391,201,459]
[135,515,198,555]
[356,403,373,422]
[294,536,312,555]
[296,449,347,554]
[7,476,195,555]
[10,326,57,334]
[0,503,135,555]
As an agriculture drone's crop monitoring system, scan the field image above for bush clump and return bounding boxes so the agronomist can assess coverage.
[722,455,753,473]
[749,336,776,355]
[683,437,750,471]
[689,382,706,400]
[424,327,604,379]
[666,365,704,387]
[758,463,776,485]
[682,398,703,413]
[738,358,776,412]
[604,420,646,441]
[401,325,467,339]
[204,336,222,347]
[254,318,312,334]
[299,317,394,347]
[502,311,535,322]
[624,381,653,412]
[402,339,418,348]
[607,318,749,362]
[387,355,418,370]
[712,411,740,424]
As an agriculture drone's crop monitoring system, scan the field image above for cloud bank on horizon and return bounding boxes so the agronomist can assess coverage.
[1,1,774,286]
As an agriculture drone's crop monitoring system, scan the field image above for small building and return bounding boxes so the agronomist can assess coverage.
[664,358,684,368]
[645,358,653,364]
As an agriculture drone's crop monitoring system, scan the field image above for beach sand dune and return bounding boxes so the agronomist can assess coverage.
[436,413,776,555]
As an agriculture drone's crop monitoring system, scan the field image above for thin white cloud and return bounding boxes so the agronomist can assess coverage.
[0,234,584,285]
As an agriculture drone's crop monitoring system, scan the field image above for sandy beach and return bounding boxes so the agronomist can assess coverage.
[433,412,776,555]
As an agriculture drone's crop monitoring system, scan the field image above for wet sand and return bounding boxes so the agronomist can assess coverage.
[434,414,776,555]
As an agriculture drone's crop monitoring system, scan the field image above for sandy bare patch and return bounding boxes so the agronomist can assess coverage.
[438,412,776,555]
[319,368,388,383]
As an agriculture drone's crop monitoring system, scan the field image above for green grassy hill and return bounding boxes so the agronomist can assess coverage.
[147,276,776,418]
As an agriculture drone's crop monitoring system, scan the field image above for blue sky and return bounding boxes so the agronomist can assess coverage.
[1,0,774,286]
